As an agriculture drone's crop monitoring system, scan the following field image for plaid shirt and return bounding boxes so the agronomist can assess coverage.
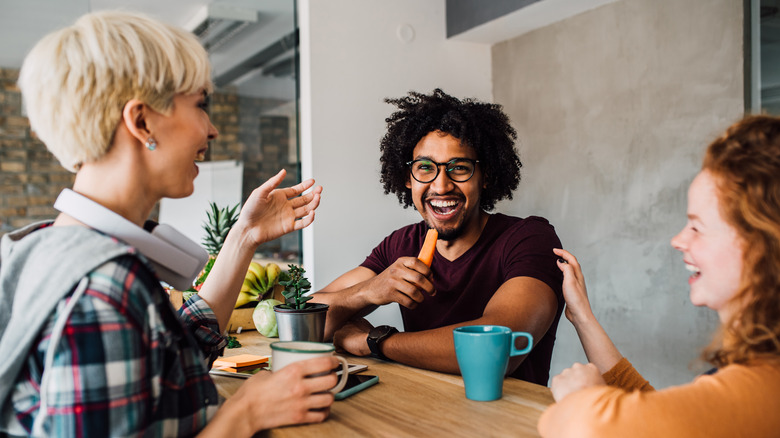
[9,254,226,437]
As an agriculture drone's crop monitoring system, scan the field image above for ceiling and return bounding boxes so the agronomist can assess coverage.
[0,0,296,99]
[0,0,646,100]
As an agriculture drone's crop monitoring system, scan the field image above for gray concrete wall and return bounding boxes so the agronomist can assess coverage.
[492,0,744,387]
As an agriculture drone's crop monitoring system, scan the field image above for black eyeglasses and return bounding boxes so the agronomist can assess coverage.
[406,158,479,183]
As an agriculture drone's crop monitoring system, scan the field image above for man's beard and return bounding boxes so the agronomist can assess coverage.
[428,221,465,242]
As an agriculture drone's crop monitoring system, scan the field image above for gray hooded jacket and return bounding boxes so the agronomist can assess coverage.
[0,222,133,434]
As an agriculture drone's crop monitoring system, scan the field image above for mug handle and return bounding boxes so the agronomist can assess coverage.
[509,332,533,356]
[329,355,350,394]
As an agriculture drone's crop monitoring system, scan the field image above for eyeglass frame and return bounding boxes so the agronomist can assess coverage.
[405,158,480,183]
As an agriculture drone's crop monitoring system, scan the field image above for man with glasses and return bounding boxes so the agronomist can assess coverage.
[311,89,563,385]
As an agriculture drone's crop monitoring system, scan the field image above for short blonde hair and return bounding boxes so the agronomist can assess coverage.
[18,11,212,172]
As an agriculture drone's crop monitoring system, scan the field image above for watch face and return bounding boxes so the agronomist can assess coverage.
[368,326,396,358]
[369,326,398,343]
[369,326,389,340]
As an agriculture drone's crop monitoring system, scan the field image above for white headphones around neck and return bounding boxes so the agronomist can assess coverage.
[53,189,209,290]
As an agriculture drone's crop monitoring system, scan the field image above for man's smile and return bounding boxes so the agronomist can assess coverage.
[428,198,460,216]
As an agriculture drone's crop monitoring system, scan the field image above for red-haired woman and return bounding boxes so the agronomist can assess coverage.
[539,115,780,437]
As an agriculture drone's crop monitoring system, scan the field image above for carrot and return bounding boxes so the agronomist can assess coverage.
[417,228,438,266]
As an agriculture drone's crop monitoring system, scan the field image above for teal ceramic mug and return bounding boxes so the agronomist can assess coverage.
[453,325,533,401]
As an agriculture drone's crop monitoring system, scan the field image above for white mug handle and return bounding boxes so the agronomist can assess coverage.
[330,355,350,394]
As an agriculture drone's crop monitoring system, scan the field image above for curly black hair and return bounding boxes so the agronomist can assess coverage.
[379,89,521,211]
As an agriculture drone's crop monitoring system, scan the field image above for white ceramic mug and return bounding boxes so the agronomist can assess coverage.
[270,341,350,393]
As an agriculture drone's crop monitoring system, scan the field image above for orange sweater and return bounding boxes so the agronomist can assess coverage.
[538,357,780,438]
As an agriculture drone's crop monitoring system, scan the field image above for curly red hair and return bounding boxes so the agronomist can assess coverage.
[701,115,780,366]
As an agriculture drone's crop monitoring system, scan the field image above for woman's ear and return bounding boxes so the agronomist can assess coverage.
[121,99,151,144]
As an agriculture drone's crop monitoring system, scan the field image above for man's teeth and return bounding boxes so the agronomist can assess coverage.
[685,264,701,275]
[430,200,457,208]
[195,152,206,161]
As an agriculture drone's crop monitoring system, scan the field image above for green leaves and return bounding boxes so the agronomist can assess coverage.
[226,336,242,349]
[202,202,240,256]
[279,264,313,309]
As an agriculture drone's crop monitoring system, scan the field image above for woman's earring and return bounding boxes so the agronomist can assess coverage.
[145,137,157,151]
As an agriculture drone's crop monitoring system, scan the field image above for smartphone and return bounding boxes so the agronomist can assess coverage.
[334,374,379,400]
[337,363,368,376]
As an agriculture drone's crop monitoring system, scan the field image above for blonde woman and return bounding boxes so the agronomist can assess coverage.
[0,11,332,437]
[539,116,780,437]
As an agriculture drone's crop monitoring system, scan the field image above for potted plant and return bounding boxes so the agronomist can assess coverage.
[273,264,329,342]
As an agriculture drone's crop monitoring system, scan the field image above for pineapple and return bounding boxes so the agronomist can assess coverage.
[202,202,240,255]
[180,202,239,298]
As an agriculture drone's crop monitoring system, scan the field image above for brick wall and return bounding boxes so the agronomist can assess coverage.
[0,68,298,255]
[210,88,300,258]
[0,67,75,234]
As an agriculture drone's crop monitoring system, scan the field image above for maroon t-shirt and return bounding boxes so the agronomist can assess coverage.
[360,213,564,385]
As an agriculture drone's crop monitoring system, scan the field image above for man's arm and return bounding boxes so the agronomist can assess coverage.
[310,266,378,341]
[311,257,435,341]
[334,276,558,375]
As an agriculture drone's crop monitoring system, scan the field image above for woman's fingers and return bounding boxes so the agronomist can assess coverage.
[281,178,316,199]
[304,372,340,395]
[255,169,287,199]
[554,248,584,282]
[554,248,578,268]
[301,406,330,424]
[293,200,319,221]
[291,188,322,212]
[293,210,315,230]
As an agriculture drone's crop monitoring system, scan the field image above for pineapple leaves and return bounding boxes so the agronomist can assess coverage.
[202,202,240,255]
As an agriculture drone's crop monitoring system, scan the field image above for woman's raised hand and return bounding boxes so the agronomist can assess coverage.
[553,248,623,374]
[237,169,323,247]
[553,248,595,326]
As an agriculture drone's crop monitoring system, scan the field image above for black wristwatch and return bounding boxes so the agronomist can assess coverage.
[367,325,398,360]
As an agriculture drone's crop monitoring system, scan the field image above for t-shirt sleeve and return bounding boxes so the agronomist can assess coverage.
[502,217,563,294]
[360,227,417,275]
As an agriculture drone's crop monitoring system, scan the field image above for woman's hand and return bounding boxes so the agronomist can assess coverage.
[553,248,595,326]
[553,248,624,374]
[206,356,339,436]
[197,169,321,332]
[550,362,606,402]
[236,169,322,248]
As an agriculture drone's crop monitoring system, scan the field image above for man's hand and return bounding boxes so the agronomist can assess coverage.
[360,257,435,309]
[550,362,606,402]
[312,257,433,345]
[333,318,374,356]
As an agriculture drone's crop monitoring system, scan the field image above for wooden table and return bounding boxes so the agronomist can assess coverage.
[212,331,554,437]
